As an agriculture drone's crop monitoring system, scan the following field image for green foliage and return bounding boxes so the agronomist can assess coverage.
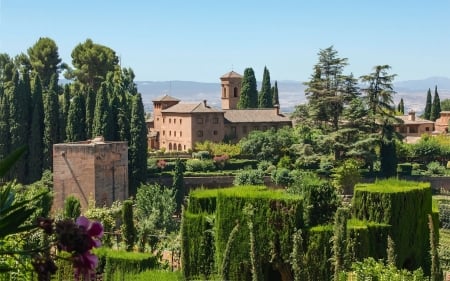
[332,208,349,280]
[441,98,450,111]
[258,66,272,108]
[43,74,60,170]
[397,98,404,114]
[288,171,340,227]
[129,93,148,196]
[128,270,183,281]
[27,75,44,182]
[353,179,433,274]
[121,200,136,251]
[172,158,185,214]
[424,88,433,120]
[92,83,113,139]
[397,162,413,176]
[412,135,443,163]
[238,67,258,109]
[427,161,446,176]
[430,85,441,121]
[63,195,81,220]
[348,257,427,280]
[428,214,443,281]
[272,80,279,106]
[290,229,304,281]
[66,93,86,142]
[233,169,265,186]
[185,159,215,172]
[84,200,122,248]
[27,37,62,89]
[94,247,158,281]
[224,159,258,170]
[332,159,361,194]
[271,168,292,187]
[135,183,176,251]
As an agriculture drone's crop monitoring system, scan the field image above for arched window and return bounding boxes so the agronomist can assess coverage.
[168,143,172,150]
[178,144,182,151]
[233,87,238,97]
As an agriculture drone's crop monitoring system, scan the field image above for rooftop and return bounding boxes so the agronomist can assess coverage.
[220,71,243,79]
[224,109,291,123]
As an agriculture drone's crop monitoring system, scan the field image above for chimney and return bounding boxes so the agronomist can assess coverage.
[408,110,415,121]
[203,100,207,107]
[274,104,280,115]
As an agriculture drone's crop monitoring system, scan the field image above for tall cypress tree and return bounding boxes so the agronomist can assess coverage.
[423,88,432,120]
[129,93,148,196]
[109,87,120,141]
[28,75,44,182]
[92,83,113,139]
[397,98,404,114]
[59,84,71,142]
[380,125,398,178]
[66,93,86,142]
[237,68,258,109]
[43,74,60,170]
[0,85,10,160]
[258,66,272,108]
[172,158,185,214]
[430,85,441,121]
[85,87,95,139]
[272,80,279,106]
[117,89,131,142]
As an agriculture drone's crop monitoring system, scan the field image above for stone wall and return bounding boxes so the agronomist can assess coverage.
[53,140,128,212]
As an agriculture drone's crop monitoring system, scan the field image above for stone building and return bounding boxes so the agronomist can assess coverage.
[434,111,450,133]
[394,110,434,141]
[52,137,128,212]
[148,71,292,151]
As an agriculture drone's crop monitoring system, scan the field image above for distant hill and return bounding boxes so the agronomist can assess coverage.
[133,77,450,114]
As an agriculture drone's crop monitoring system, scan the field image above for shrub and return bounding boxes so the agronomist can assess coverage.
[213,154,229,170]
[427,161,446,176]
[277,155,292,169]
[256,160,272,173]
[271,168,292,187]
[122,200,136,251]
[63,195,81,220]
[331,159,361,194]
[397,163,412,176]
[224,159,258,170]
[185,159,216,172]
[233,169,265,186]
[192,151,211,160]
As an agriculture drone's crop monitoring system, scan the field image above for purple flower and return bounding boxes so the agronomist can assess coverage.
[76,216,103,248]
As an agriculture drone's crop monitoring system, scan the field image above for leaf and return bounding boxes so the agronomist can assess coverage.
[0,146,27,177]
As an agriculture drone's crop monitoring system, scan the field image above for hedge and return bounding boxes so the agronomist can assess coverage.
[352,178,433,274]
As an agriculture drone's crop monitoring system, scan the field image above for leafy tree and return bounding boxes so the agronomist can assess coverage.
[272,80,279,106]
[397,98,404,114]
[423,88,432,120]
[28,75,44,182]
[440,98,450,111]
[172,158,185,214]
[237,68,258,109]
[121,199,136,251]
[43,74,60,170]
[430,85,441,121]
[92,83,113,139]
[66,93,86,142]
[258,66,272,108]
[27,37,62,89]
[68,39,119,92]
[129,94,148,196]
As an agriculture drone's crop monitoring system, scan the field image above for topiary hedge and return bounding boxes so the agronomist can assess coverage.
[352,179,433,274]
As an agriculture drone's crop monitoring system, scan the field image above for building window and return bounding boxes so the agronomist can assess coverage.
[197,130,203,137]
[174,131,177,137]
[163,118,165,124]
[197,118,203,124]
[169,118,171,124]
[169,143,172,150]
[213,130,218,135]
[174,118,176,124]
[163,130,165,136]
[184,145,186,150]
[180,119,182,124]
[157,117,159,122]
[178,144,182,151]
[426,127,430,131]
[234,87,238,97]
[180,131,182,137]
[169,131,171,136]
[213,117,219,124]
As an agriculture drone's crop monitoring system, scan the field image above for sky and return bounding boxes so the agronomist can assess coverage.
[1,0,450,83]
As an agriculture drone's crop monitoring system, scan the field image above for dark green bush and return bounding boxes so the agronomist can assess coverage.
[271,168,292,187]
[224,159,258,170]
[233,169,265,185]
[185,159,216,172]
[397,163,412,176]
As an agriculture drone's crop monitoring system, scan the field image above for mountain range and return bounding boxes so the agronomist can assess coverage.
[136,77,450,114]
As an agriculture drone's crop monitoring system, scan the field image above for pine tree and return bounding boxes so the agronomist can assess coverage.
[424,88,432,120]
[28,75,44,182]
[272,80,279,106]
[92,83,113,139]
[397,98,404,114]
[43,74,60,170]
[129,93,148,196]
[172,158,185,214]
[237,68,258,109]
[430,85,441,121]
[66,93,86,142]
[258,66,272,108]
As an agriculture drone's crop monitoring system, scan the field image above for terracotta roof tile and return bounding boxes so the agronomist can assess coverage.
[162,102,223,113]
[224,109,291,123]
[220,71,243,79]
[152,94,180,102]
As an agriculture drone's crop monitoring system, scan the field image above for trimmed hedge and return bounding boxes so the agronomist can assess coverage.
[353,179,433,274]
[182,186,303,281]
[95,248,158,281]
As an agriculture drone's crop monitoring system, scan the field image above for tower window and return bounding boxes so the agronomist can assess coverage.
[233,87,238,97]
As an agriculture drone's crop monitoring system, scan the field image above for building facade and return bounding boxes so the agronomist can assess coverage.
[148,71,292,151]
[52,137,128,212]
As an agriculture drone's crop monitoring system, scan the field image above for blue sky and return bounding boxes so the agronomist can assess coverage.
[1,0,450,82]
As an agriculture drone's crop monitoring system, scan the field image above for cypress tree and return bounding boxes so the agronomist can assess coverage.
[397,98,404,114]
[117,90,131,142]
[60,84,71,142]
[272,80,279,106]
[121,200,136,251]
[63,195,81,220]
[85,87,95,139]
[258,66,272,108]
[380,125,398,178]
[109,88,120,141]
[8,71,29,182]
[92,83,113,139]
[430,85,441,121]
[424,88,432,120]
[237,68,258,109]
[28,75,44,182]
[332,207,349,281]
[0,85,10,160]
[129,93,148,196]
[43,74,60,170]
[172,158,185,214]
[66,93,86,142]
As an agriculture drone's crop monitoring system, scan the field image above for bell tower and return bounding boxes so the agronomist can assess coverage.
[220,71,242,110]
